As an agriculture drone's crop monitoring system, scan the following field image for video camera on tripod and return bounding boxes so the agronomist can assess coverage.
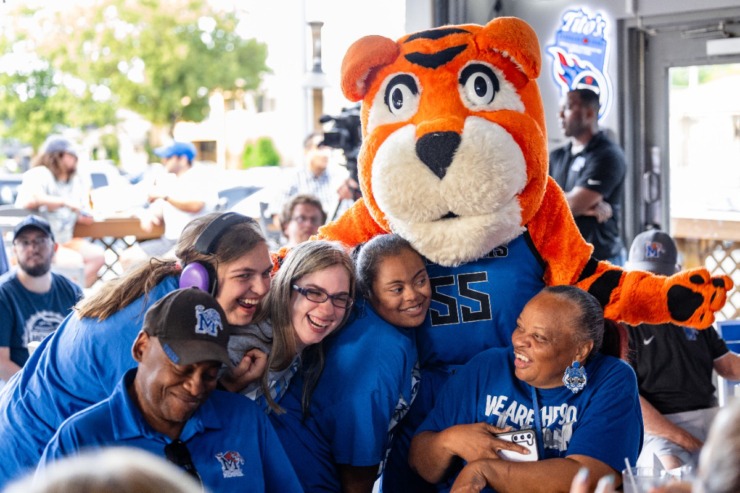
[320,104,362,200]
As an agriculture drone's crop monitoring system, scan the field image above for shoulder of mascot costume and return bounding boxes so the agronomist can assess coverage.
[314,17,732,328]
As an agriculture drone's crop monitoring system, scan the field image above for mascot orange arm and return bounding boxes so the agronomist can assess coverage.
[315,16,731,329]
[528,179,731,327]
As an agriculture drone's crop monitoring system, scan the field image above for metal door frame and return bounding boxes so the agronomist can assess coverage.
[619,8,740,242]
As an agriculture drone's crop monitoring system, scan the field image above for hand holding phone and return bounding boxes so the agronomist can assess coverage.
[495,429,539,462]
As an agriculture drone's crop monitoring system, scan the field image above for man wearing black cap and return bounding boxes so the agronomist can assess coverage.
[623,230,740,470]
[0,215,82,384]
[39,288,301,493]
[121,141,218,270]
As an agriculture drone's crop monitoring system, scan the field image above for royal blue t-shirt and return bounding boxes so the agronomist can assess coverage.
[270,302,418,492]
[0,276,179,484]
[416,348,643,492]
[0,271,82,367]
[40,369,303,493]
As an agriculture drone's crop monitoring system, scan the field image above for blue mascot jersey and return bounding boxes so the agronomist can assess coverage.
[419,233,545,369]
[270,302,417,492]
[417,348,643,492]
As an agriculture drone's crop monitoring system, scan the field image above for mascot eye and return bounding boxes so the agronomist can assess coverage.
[383,74,419,117]
[459,64,499,107]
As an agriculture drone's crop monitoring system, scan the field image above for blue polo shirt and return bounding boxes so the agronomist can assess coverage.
[0,276,179,484]
[40,369,303,493]
[270,302,417,491]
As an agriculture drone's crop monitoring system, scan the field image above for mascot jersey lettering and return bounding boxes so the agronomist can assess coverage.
[419,234,545,368]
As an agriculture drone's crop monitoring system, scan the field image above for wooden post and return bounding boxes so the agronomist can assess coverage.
[308,21,326,132]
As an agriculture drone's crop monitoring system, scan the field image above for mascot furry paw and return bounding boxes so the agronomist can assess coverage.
[318,16,732,332]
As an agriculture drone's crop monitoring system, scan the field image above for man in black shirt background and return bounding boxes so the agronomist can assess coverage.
[549,88,626,265]
[624,230,740,470]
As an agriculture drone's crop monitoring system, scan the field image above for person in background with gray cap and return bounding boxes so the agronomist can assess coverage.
[0,215,82,385]
[623,230,740,471]
[14,135,105,288]
[38,288,302,493]
[120,141,219,271]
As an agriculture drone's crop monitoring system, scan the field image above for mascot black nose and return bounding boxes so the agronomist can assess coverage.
[416,132,460,179]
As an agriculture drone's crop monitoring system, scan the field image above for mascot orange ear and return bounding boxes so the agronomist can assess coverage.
[480,17,541,80]
[341,35,400,101]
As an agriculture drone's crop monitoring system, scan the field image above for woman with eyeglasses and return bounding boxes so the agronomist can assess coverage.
[0,212,274,485]
[224,239,356,414]
[268,234,431,493]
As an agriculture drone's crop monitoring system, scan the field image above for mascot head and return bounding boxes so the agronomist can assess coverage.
[341,17,548,266]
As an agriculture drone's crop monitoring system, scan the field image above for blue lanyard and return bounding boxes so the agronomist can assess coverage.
[531,386,544,460]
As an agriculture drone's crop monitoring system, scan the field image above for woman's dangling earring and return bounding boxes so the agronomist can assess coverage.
[563,361,587,394]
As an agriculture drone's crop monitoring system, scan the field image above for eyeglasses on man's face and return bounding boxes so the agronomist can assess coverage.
[13,236,51,249]
[292,284,353,309]
[291,215,322,226]
[164,439,203,489]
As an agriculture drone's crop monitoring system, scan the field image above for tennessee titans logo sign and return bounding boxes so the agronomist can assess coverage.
[194,304,223,337]
[215,450,245,478]
[547,8,613,120]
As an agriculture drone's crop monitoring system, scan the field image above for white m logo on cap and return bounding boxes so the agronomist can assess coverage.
[194,305,223,337]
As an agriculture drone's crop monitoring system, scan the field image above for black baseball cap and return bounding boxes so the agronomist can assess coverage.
[627,230,679,276]
[13,215,55,242]
[143,288,233,368]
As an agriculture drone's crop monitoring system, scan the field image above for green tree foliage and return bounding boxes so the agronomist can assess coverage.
[0,0,269,145]
[0,66,116,150]
[242,136,280,168]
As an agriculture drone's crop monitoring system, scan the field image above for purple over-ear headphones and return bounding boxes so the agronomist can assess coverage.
[179,212,256,294]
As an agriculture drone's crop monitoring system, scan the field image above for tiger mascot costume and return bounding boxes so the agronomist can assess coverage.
[309,16,732,488]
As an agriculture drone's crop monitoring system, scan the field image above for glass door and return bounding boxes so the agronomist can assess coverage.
[668,63,740,218]
[627,10,740,320]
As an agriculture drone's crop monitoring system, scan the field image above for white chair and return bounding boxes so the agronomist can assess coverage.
[716,319,740,407]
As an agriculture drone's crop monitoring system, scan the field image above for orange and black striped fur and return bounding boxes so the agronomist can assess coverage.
[314,17,730,328]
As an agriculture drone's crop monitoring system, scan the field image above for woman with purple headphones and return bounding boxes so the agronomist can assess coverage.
[0,212,273,485]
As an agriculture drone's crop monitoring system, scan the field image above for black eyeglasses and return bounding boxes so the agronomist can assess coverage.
[292,284,353,309]
[13,237,51,249]
[164,439,203,488]
[291,215,323,226]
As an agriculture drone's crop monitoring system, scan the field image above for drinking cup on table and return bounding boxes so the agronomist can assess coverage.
[622,467,673,493]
